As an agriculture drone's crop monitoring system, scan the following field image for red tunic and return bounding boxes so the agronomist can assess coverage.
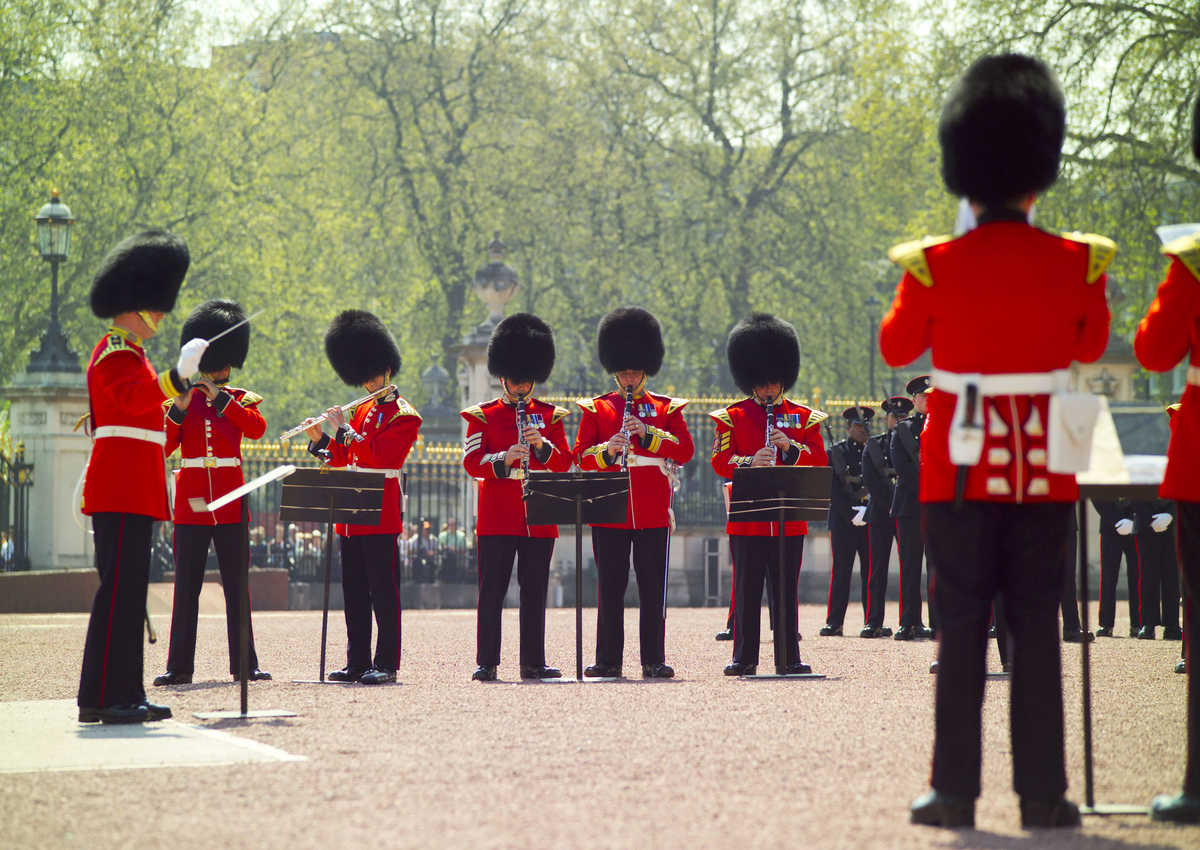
[1134,236,1200,501]
[314,396,421,536]
[709,397,829,536]
[462,398,573,538]
[82,327,187,520]
[880,222,1112,504]
[572,390,694,530]
[165,387,267,525]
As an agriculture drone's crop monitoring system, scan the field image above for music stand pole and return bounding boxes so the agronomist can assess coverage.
[776,492,787,675]
[1079,497,1094,808]
[576,493,584,680]
[319,494,334,683]
[239,502,250,715]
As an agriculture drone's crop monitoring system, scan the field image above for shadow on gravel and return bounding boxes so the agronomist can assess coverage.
[202,718,298,731]
[942,831,1179,850]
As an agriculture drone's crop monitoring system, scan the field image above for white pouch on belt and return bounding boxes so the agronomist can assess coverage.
[1047,392,1100,473]
[948,375,985,466]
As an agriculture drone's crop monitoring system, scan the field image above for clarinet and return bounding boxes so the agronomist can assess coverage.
[620,384,634,471]
[516,395,530,480]
[765,399,776,466]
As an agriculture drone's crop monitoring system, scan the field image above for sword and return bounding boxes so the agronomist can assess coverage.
[204,309,266,346]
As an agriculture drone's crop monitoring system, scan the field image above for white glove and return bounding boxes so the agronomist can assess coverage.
[1152,513,1173,533]
[1114,518,1134,536]
[851,505,867,527]
[176,338,209,377]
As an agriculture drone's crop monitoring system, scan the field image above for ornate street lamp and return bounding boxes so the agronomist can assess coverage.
[28,190,80,373]
[865,295,882,397]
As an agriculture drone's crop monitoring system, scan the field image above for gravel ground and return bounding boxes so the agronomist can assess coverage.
[0,602,1195,850]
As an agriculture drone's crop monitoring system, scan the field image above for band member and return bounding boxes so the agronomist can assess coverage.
[860,397,905,637]
[822,406,872,636]
[711,313,828,675]
[574,306,693,678]
[1134,85,1200,822]
[154,299,270,686]
[892,376,935,640]
[304,310,420,685]
[884,55,1112,828]
[78,231,203,724]
[463,313,572,681]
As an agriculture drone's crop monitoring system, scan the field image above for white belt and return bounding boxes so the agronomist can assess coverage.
[932,368,1070,397]
[92,425,167,446]
[178,457,241,469]
[625,455,667,469]
[348,466,402,479]
[1187,365,1200,387]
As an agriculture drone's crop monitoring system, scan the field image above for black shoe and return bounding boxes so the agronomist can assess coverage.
[988,625,997,638]
[715,628,734,641]
[929,661,939,674]
[642,663,675,678]
[819,624,842,636]
[860,626,880,638]
[1095,625,1113,637]
[78,704,150,724]
[472,665,497,682]
[1138,625,1157,640]
[360,669,396,685]
[1062,629,1094,643]
[917,626,935,639]
[152,671,192,686]
[1001,663,1012,674]
[1130,625,1141,638]
[520,665,562,680]
[1019,796,1080,828]
[584,663,621,678]
[910,789,975,828]
[894,626,917,641]
[232,669,273,682]
[326,667,367,683]
[1176,659,1187,674]
[723,662,756,676]
[139,701,172,721]
[1150,792,1200,823]
[785,662,811,674]
[1163,625,1183,641]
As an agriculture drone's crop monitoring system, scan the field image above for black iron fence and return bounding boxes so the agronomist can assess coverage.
[0,436,32,572]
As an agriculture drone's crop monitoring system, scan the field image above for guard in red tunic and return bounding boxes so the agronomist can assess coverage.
[153,299,270,687]
[303,311,421,685]
[463,313,572,682]
[573,307,693,679]
[710,313,828,676]
[78,231,206,724]
[1133,86,1200,824]
[883,55,1112,829]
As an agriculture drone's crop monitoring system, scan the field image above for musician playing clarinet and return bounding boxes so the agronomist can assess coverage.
[573,307,693,679]
[303,310,421,685]
[463,314,572,682]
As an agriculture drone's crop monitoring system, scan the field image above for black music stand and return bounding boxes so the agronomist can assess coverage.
[189,464,299,720]
[728,466,832,678]
[522,471,629,681]
[282,468,387,684]
[1076,481,1158,817]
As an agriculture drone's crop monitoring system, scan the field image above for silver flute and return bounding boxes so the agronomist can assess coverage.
[620,385,635,471]
[516,395,530,480]
[765,399,776,466]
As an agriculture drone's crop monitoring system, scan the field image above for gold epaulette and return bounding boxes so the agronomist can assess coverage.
[1166,403,1182,420]
[1062,231,1118,283]
[237,390,263,407]
[551,405,570,425]
[93,332,139,365]
[708,408,733,428]
[392,398,421,421]
[1162,233,1200,284]
[462,404,487,424]
[665,398,689,414]
[576,398,598,414]
[886,235,954,288]
[804,408,829,428]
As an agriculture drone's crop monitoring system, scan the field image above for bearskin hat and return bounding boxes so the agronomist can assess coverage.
[487,312,556,384]
[324,310,402,387]
[180,299,250,373]
[726,312,800,396]
[597,306,664,377]
[89,231,189,319]
[938,54,1065,207]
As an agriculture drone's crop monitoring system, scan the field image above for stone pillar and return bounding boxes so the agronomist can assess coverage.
[0,371,93,569]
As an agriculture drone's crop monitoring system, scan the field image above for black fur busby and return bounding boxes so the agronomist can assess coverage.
[487,312,556,384]
[89,230,190,319]
[726,312,801,396]
[180,299,249,373]
[938,54,1065,207]
[324,310,402,387]
[597,306,665,376]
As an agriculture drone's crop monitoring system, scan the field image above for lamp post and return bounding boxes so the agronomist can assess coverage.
[28,190,79,373]
[865,295,881,397]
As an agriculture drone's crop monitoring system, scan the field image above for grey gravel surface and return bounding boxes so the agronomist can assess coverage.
[0,603,1195,850]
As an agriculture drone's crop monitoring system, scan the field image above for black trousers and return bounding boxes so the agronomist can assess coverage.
[926,501,1071,800]
[1062,528,1082,633]
[475,535,553,668]
[1176,503,1200,795]
[1099,534,1140,630]
[593,526,669,666]
[826,518,869,628]
[730,534,803,668]
[166,523,260,675]
[1136,531,1181,630]
[79,513,153,709]
[896,516,930,629]
[864,521,894,628]
[340,533,402,672]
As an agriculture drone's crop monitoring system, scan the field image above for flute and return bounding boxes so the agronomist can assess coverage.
[516,395,530,480]
[278,384,396,442]
[620,384,634,471]
[765,399,776,466]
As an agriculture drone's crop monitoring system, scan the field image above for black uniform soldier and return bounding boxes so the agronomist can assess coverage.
[860,397,906,637]
[1060,509,1094,643]
[1133,500,1183,641]
[891,376,934,640]
[821,406,873,636]
[1094,499,1141,637]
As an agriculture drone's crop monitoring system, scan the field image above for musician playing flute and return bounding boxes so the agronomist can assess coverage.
[573,307,693,679]
[710,313,827,676]
[303,310,421,685]
[462,314,571,681]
